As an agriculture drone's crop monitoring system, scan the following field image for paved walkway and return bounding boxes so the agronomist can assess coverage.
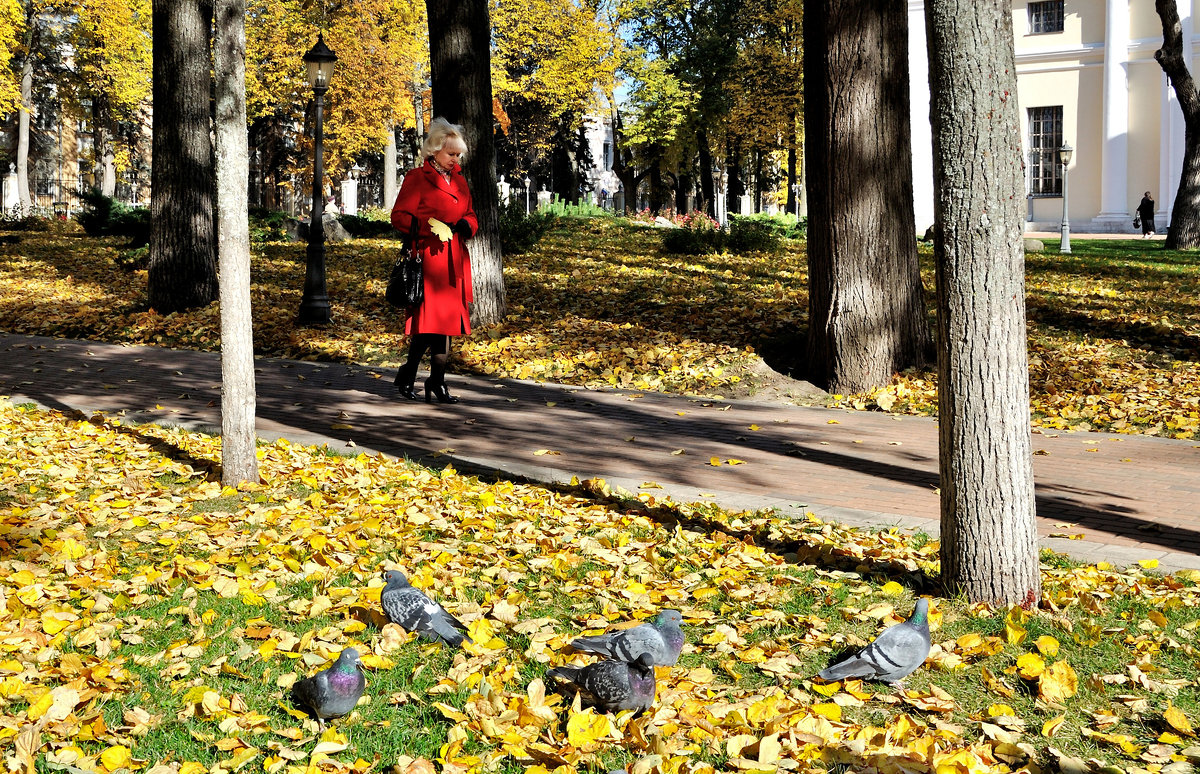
[3,333,1200,573]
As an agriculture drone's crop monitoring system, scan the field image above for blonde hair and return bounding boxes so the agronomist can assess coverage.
[421,117,468,160]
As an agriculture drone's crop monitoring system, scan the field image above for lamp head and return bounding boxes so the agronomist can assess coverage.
[303,33,338,90]
[1057,142,1073,167]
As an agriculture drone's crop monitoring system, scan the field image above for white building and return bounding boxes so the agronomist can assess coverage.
[908,0,1182,233]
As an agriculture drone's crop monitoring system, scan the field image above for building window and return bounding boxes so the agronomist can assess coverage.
[1029,1,1064,34]
[1028,106,1063,197]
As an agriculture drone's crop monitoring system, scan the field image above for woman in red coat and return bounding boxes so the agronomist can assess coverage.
[390,118,478,404]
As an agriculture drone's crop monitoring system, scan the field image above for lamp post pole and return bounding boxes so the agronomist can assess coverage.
[298,34,338,325]
[524,175,531,214]
[1058,141,1073,255]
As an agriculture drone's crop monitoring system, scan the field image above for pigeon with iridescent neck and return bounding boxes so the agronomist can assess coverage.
[568,609,684,667]
[290,647,366,730]
[817,598,931,685]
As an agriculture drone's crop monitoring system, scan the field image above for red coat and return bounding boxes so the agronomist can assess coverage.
[390,160,478,336]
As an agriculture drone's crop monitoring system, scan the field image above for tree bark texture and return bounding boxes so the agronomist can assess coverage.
[149,0,218,314]
[426,0,506,326]
[1154,0,1200,249]
[214,0,258,486]
[803,0,930,394]
[926,0,1040,606]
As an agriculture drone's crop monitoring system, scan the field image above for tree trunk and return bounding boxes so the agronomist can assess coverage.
[16,52,31,212]
[149,0,217,313]
[384,123,398,208]
[93,97,117,197]
[786,110,797,214]
[803,0,930,394]
[1154,0,1200,248]
[926,0,1040,606]
[698,130,715,216]
[214,0,258,486]
[426,0,506,326]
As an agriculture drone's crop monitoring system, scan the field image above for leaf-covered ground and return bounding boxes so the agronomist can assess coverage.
[0,223,1197,440]
[2,400,1199,774]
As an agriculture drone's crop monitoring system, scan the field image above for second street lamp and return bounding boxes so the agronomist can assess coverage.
[298,33,338,325]
[1058,141,1073,255]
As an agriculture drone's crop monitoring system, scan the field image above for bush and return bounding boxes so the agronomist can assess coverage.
[0,206,52,231]
[540,195,612,218]
[77,190,150,246]
[249,208,292,243]
[499,196,555,255]
[725,215,782,253]
[661,211,723,255]
[731,211,806,240]
[338,213,396,238]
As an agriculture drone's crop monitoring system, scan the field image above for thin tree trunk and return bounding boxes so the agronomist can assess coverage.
[697,130,714,216]
[16,53,31,212]
[383,122,398,208]
[926,0,1040,605]
[148,0,218,313]
[803,0,930,394]
[214,0,257,486]
[426,0,506,326]
[93,97,117,197]
[1154,0,1200,248]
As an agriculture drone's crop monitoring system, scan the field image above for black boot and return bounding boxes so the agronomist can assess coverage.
[424,378,459,404]
[393,362,419,400]
[425,339,458,404]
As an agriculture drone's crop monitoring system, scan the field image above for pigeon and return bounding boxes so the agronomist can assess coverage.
[290,647,366,731]
[569,609,684,667]
[546,652,657,714]
[379,569,472,648]
[817,597,931,685]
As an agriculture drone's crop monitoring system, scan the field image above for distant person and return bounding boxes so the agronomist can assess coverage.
[389,117,477,404]
[1137,191,1156,238]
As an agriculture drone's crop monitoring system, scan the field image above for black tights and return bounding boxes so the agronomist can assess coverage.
[397,333,451,386]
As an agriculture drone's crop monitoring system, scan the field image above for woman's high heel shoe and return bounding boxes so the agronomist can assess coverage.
[425,380,459,404]
[394,364,419,400]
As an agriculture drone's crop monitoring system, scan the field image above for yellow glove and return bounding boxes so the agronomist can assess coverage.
[427,217,453,242]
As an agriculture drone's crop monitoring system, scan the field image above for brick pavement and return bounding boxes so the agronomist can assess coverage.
[3,332,1199,573]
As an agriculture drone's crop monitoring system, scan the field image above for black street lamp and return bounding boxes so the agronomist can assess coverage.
[298,33,338,325]
[1058,142,1073,255]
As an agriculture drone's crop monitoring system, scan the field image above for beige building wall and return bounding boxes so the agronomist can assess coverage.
[910,0,1196,233]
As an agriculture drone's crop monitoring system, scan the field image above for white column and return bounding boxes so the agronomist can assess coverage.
[1096,0,1130,229]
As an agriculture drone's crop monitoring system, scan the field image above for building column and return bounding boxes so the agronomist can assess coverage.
[1095,0,1131,230]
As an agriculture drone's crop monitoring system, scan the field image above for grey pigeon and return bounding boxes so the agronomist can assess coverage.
[569,609,684,667]
[290,647,366,730]
[380,569,472,648]
[546,652,657,714]
[817,597,931,685]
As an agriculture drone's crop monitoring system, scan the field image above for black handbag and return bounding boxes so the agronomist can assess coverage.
[386,221,423,308]
[1133,215,1141,229]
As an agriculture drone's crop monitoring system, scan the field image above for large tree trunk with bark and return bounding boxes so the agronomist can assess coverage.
[148,0,218,313]
[926,0,1040,605]
[1154,0,1200,248]
[803,0,930,394]
[426,0,506,326]
[214,0,257,486]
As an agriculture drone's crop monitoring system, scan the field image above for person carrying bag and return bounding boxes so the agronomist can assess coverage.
[388,117,478,404]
